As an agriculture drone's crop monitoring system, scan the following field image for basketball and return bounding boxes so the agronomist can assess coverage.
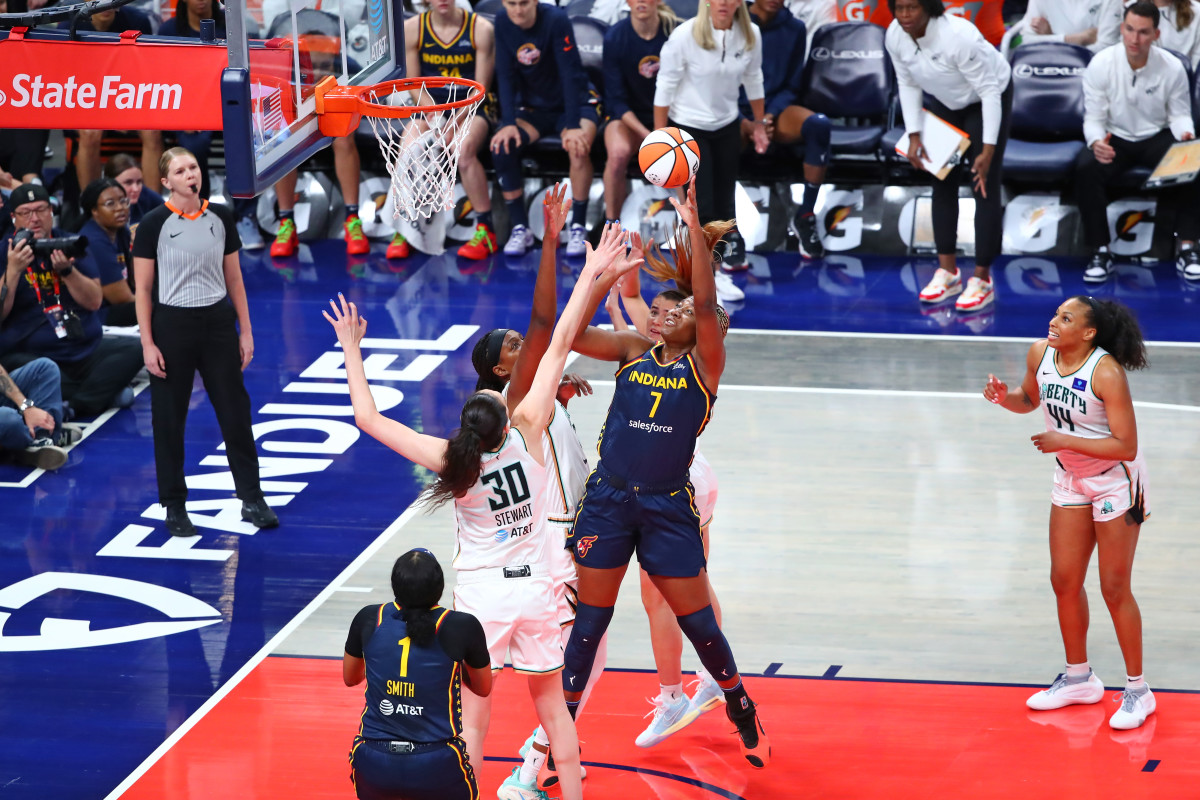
[638,127,701,189]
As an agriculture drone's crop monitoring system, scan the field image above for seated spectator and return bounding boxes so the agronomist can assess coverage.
[1005,0,1106,52]
[0,184,144,417]
[600,0,679,225]
[78,179,136,327]
[103,153,166,230]
[0,357,72,469]
[1097,0,1200,67]
[1076,1,1200,282]
[0,126,51,193]
[838,0,1005,45]
[491,0,599,257]
[789,0,836,50]
[744,0,832,259]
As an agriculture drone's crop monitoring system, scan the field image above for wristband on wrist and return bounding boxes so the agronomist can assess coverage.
[58,264,74,277]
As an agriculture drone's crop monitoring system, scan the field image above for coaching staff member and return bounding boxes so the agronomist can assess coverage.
[1076,1,1200,284]
[344,549,493,800]
[133,147,278,537]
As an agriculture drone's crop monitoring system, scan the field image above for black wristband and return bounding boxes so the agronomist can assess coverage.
[58,264,74,277]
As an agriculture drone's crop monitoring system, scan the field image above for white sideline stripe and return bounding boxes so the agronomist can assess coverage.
[587,381,1200,412]
[335,586,374,593]
[105,505,423,800]
[724,328,1200,348]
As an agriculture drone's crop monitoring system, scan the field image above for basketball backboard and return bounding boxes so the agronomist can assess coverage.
[222,0,405,197]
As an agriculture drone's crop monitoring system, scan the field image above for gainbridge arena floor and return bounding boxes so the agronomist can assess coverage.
[2,242,1199,800]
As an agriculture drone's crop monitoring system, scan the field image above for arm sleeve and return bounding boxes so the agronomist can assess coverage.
[956,38,1008,145]
[437,611,492,669]
[344,605,378,658]
[887,28,925,135]
[495,19,519,127]
[210,203,242,255]
[653,28,685,108]
[741,27,765,103]
[1167,62,1196,139]
[767,20,807,117]
[131,208,166,261]
[554,14,586,130]
[602,27,631,120]
[1082,58,1110,147]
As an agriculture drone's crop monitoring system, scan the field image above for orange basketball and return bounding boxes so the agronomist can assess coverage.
[638,127,701,188]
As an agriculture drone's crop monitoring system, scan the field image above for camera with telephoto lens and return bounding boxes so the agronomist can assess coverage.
[11,228,90,260]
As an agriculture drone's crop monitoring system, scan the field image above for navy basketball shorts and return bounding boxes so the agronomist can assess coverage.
[516,105,600,137]
[349,737,477,800]
[571,470,706,578]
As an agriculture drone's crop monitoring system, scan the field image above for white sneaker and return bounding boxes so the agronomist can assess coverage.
[504,224,535,256]
[1026,671,1105,711]
[919,268,962,303]
[565,223,587,258]
[237,215,265,250]
[1109,686,1156,730]
[687,669,726,717]
[497,767,548,800]
[713,271,744,303]
[955,276,995,312]
[634,694,693,748]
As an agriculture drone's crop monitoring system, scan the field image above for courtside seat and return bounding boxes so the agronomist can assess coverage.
[1109,48,1192,188]
[474,0,504,23]
[1003,43,1091,183]
[798,23,894,157]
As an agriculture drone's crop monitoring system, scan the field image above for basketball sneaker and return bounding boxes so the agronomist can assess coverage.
[1084,249,1114,283]
[344,215,370,255]
[457,223,498,260]
[385,233,411,260]
[1109,685,1156,730]
[535,748,586,790]
[1026,671,1105,710]
[955,276,995,312]
[635,693,693,748]
[713,271,744,304]
[688,669,726,717]
[918,268,961,303]
[497,767,549,800]
[565,223,588,258]
[720,231,747,271]
[236,215,265,250]
[18,438,67,471]
[727,699,770,769]
[1177,246,1200,281]
[794,212,825,259]
[270,218,298,257]
[505,224,535,256]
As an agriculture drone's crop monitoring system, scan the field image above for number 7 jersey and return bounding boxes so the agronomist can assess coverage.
[452,428,554,571]
[1038,344,1118,478]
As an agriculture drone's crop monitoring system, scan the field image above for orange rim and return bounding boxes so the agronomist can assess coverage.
[348,76,485,118]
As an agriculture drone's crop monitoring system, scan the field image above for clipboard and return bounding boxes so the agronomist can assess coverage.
[896,112,972,180]
[1143,139,1200,189]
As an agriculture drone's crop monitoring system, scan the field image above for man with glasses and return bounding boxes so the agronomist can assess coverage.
[1,184,143,418]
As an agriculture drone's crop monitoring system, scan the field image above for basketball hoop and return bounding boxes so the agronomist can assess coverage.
[316,76,485,222]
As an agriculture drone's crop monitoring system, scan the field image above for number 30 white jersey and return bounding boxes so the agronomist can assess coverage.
[452,429,554,572]
[1037,344,1120,478]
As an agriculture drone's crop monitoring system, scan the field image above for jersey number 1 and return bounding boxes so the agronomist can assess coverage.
[1048,405,1075,432]
[482,463,531,511]
[397,636,411,677]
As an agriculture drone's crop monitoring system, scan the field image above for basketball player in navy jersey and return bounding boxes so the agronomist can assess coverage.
[344,549,492,800]
[400,0,498,261]
[562,179,770,768]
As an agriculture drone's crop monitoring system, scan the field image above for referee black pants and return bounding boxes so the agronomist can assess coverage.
[150,300,261,507]
[926,82,1013,268]
[1073,129,1200,249]
[670,117,742,225]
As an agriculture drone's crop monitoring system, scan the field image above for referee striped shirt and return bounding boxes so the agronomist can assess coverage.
[132,200,241,308]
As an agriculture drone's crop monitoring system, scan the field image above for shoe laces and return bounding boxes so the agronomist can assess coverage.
[1116,687,1146,712]
[345,216,365,238]
[391,232,407,244]
[569,225,586,243]
[643,695,677,721]
[1045,673,1070,693]
[469,224,490,244]
[275,218,296,241]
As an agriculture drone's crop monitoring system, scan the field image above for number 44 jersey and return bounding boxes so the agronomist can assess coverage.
[452,429,554,571]
[1037,344,1119,478]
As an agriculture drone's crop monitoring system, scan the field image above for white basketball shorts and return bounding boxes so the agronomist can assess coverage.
[453,571,563,674]
[1051,452,1150,523]
[690,450,718,528]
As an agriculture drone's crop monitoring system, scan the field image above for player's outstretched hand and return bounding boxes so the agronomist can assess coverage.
[543,182,572,241]
[670,177,700,231]
[585,222,625,274]
[557,373,593,404]
[323,292,368,351]
[983,373,1008,405]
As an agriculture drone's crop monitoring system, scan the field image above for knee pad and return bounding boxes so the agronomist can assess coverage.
[676,605,738,681]
[562,602,614,693]
[801,113,832,168]
[491,127,531,192]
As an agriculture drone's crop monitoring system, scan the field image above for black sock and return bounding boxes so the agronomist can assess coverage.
[799,182,820,216]
[572,197,589,228]
[722,680,752,716]
[279,209,295,222]
[477,210,493,228]
[507,197,528,227]
[345,204,358,218]
[565,700,579,720]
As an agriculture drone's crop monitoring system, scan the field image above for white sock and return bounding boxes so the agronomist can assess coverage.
[518,744,547,785]
[1126,674,1147,692]
[533,726,549,749]
[1065,661,1091,682]
[660,683,683,703]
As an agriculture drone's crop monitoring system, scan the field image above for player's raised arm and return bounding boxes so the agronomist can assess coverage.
[672,178,725,389]
[984,340,1046,414]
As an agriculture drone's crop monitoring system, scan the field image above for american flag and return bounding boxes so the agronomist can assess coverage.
[255,82,286,135]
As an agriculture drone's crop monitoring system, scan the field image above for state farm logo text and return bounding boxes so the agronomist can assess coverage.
[2,74,183,110]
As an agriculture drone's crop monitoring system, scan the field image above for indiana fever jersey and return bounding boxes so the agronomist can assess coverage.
[599,344,715,483]
[452,428,553,571]
[1038,344,1118,478]
[359,604,460,742]
[418,11,479,81]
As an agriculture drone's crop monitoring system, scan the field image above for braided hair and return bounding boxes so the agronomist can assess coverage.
[423,391,508,508]
[1074,296,1149,371]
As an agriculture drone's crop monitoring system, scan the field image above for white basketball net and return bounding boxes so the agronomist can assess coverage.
[363,81,483,222]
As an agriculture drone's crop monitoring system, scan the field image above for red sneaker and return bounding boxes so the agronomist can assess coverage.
[385,232,411,260]
[269,218,298,257]
[344,215,370,255]
[456,223,498,260]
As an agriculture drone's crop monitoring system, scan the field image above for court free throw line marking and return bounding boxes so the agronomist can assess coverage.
[104,505,423,800]
[726,328,1200,348]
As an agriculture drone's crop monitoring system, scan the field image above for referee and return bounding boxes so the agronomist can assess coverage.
[132,147,277,537]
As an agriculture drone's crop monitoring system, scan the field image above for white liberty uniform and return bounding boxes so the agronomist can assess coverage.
[1037,345,1150,523]
[451,428,563,672]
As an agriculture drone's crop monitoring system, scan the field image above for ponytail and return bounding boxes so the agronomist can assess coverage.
[1176,0,1194,31]
[390,549,445,647]
[423,392,508,508]
[642,220,736,295]
[656,2,680,37]
[1075,296,1149,371]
